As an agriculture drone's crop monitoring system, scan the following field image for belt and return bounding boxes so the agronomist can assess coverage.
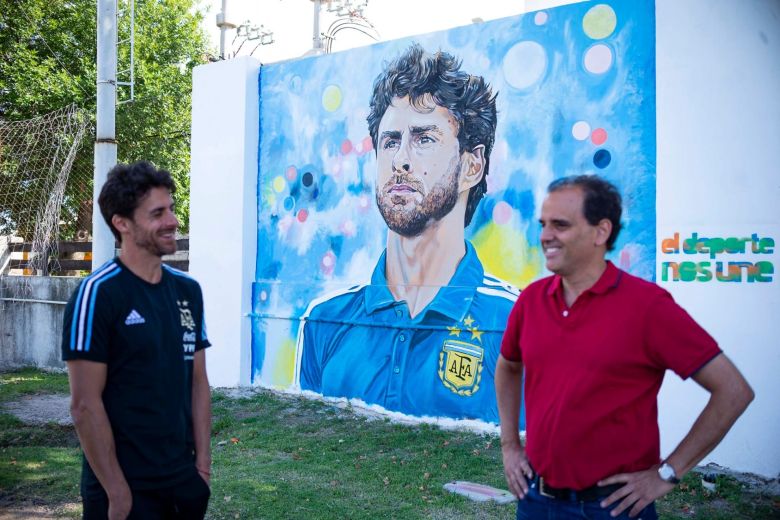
[533,475,624,502]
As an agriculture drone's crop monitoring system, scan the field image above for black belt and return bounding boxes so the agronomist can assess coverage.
[533,475,624,502]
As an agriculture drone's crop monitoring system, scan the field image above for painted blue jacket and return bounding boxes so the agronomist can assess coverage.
[295,241,519,424]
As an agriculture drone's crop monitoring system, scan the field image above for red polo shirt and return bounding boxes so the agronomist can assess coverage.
[500,261,721,490]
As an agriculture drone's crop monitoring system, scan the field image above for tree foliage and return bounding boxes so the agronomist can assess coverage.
[0,0,212,236]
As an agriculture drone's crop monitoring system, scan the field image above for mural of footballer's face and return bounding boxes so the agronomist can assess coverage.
[375,95,466,238]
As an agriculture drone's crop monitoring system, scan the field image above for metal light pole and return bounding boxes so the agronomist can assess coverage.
[93,0,118,269]
[312,0,324,54]
[216,0,237,59]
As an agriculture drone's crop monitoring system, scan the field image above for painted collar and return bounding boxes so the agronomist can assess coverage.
[364,241,484,323]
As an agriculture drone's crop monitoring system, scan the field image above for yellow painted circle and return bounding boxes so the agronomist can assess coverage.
[583,4,617,40]
[272,175,286,193]
[322,85,343,112]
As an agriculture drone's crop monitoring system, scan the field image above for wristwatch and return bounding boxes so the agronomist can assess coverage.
[658,462,680,484]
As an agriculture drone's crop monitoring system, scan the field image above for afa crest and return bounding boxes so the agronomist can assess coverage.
[177,300,196,332]
[438,340,483,396]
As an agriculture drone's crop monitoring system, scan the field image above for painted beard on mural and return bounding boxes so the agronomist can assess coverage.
[375,158,461,238]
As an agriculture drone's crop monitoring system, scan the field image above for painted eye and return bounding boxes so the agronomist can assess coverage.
[382,139,399,150]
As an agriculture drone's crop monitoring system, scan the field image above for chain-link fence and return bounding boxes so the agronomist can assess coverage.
[0,105,92,277]
[0,101,195,282]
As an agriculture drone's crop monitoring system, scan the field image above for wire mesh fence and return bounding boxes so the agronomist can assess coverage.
[0,105,92,277]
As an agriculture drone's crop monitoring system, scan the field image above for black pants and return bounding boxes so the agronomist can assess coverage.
[82,470,210,520]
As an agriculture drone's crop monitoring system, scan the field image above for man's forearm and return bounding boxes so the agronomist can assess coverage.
[495,356,524,447]
[665,372,753,477]
[192,352,212,475]
[71,399,130,499]
[663,355,754,477]
[192,382,211,471]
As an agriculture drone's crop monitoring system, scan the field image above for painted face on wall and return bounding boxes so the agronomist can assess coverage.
[375,95,465,238]
[123,186,179,257]
[539,186,606,276]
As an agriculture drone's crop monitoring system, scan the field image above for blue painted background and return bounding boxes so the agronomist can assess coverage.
[251,0,656,406]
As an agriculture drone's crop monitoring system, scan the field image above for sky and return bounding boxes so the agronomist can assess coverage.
[199,0,583,63]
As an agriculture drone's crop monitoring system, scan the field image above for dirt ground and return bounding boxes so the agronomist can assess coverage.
[0,505,76,520]
[2,395,72,426]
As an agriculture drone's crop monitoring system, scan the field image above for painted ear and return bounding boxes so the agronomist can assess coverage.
[459,144,486,192]
[595,218,613,247]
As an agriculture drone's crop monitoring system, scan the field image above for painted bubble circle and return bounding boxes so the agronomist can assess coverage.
[583,4,617,40]
[322,252,335,268]
[492,201,514,225]
[341,139,353,155]
[591,128,608,145]
[322,85,343,112]
[297,208,309,222]
[503,41,547,90]
[584,44,613,74]
[361,136,374,155]
[283,196,295,212]
[572,121,591,141]
[321,251,336,275]
[593,149,611,169]
[285,165,297,181]
[302,171,314,187]
[340,219,356,237]
[272,175,286,193]
[534,11,548,26]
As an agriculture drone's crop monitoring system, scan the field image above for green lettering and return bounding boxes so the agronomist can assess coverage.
[679,262,698,282]
[661,262,679,282]
[682,233,699,254]
[758,237,775,254]
[715,262,740,282]
[708,238,725,259]
[696,262,713,282]
[754,261,774,282]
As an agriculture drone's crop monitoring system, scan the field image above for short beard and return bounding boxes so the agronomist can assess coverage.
[375,160,460,238]
[131,226,176,258]
[135,236,174,258]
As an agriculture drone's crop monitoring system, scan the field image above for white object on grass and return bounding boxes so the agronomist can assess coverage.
[443,481,516,504]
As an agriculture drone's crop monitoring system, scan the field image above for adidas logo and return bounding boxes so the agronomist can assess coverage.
[124,309,146,325]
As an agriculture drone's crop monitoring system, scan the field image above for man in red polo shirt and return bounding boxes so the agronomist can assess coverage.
[496,175,754,519]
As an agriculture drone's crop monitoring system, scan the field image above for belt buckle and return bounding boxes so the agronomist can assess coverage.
[538,477,555,499]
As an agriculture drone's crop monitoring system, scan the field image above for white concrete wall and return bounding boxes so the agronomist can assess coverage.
[190,56,260,387]
[656,0,780,477]
[189,1,780,476]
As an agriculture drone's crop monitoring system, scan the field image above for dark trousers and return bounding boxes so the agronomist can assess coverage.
[82,471,210,520]
[516,480,658,520]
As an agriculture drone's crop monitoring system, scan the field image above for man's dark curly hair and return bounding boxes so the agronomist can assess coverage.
[98,161,176,243]
[547,174,623,251]
[367,44,498,227]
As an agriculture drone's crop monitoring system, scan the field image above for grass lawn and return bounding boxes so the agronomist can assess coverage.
[1,368,778,519]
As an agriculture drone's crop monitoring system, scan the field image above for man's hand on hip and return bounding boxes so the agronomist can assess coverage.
[501,443,534,500]
[598,467,675,518]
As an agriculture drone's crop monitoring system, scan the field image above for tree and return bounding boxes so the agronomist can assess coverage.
[0,0,212,237]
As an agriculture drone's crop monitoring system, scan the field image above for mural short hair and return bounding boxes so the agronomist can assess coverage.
[367,43,498,227]
[98,160,176,243]
[547,174,623,251]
